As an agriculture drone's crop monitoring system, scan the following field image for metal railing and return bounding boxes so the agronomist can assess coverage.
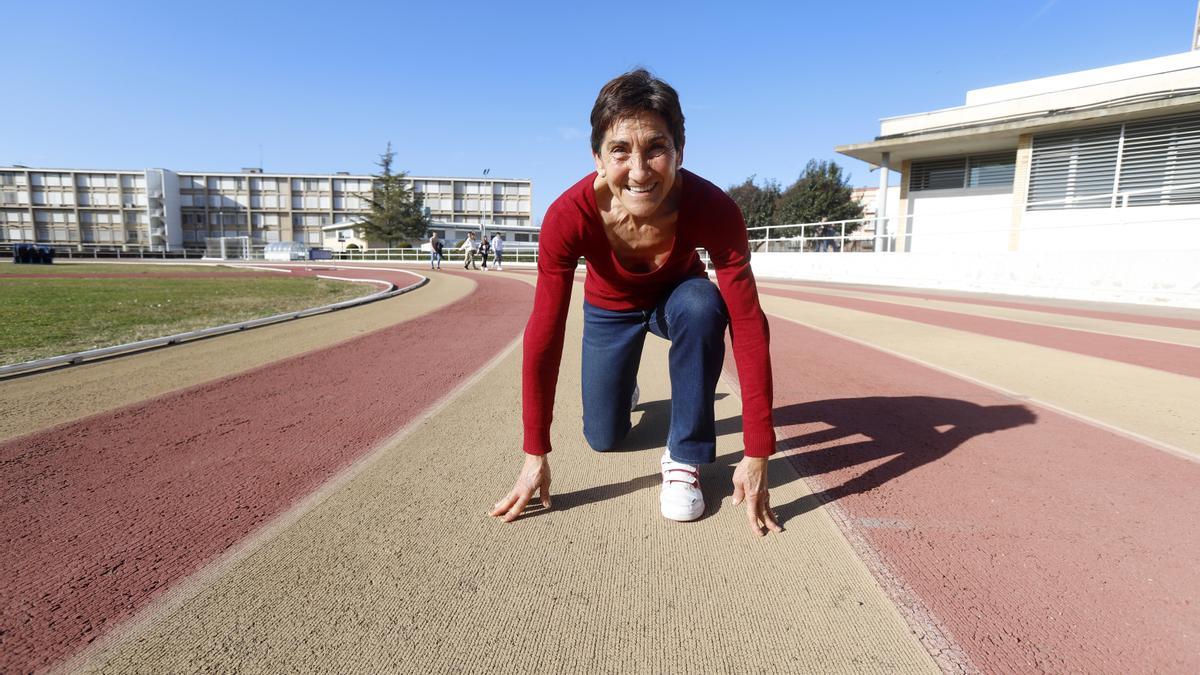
[333,247,541,264]
[747,180,1200,254]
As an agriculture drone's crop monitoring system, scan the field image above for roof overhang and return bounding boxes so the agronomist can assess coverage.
[836,93,1200,167]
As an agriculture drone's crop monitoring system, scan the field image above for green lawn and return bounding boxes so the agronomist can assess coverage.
[0,262,257,275]
[0,269,370,365]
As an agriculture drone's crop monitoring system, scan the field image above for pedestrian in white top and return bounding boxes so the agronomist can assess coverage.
[490,233,505,271]
[461,231,480,270]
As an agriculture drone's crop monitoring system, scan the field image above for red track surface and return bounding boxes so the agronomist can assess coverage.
[760,286,1200,378]
[768,279,1200,330]
[755,315,1200,672]
[0,271,531,673]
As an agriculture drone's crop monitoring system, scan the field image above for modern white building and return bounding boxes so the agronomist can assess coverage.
[836,50,1200,255]
[0,166,532,252]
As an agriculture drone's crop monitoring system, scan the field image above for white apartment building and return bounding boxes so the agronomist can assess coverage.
[836,50,1200,254]
[0,166,532,251]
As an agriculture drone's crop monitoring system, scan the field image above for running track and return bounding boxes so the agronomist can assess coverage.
[1,265,1197,672]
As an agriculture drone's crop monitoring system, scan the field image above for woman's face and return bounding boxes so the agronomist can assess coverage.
[593,111,683,219]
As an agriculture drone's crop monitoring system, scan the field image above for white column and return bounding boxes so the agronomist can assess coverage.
[875,152,890,252]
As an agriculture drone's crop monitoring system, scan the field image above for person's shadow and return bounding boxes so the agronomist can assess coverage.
[765,396,1036,522]
[520,396,1036,525]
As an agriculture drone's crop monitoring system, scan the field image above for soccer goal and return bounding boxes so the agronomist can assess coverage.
[204,236,251,260]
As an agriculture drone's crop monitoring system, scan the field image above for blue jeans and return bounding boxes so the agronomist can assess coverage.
[430,251,441,268]
[581,277,728,464]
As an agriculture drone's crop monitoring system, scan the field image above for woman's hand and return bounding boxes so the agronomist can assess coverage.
[732,456,784,536]
[489,454,551,522]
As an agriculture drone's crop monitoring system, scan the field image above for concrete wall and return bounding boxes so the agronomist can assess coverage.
[1019,204,1200,253]
[906,188,1012,253]
[750,251,1200,308]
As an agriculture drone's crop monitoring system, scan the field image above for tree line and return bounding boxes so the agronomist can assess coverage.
[726,159,865,238]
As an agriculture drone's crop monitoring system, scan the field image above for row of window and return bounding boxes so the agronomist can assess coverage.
[2,191,150,207]
[0,173,146,189]
[1027,112,1200,209]
[909,153,1017,192]
[181,229,322,245]
[414,181,530,196]
[908,111,1200,210]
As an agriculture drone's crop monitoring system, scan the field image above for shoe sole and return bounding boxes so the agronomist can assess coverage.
[660,499,705,522]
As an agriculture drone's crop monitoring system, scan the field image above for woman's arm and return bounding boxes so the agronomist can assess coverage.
[704,197,776,459]
[521,210,579,455]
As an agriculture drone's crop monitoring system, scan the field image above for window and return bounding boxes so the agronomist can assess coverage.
[1027,126,1120,210]
[1118,113,1200,206]
[910,153,1016,192]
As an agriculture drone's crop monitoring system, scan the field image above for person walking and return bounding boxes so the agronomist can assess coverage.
[479,234,492,270]
[462,231,480,269]
[429,232,443,269]
[490,233,504,271]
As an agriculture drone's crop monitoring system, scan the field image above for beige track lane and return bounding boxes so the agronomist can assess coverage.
[0,271,474,442]
[759,293,1200,459]
[79,288,936,674]
[756,281,1200,347]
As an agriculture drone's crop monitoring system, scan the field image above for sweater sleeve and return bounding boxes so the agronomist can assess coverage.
[521,204,580,454]
[704,195,776,458]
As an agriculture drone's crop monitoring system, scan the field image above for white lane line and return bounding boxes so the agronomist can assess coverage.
[765,311,1199,466]
[758,285,1200,349]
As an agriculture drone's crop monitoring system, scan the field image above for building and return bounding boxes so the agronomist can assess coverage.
[836,50,1200,254]
[0,166,533,251]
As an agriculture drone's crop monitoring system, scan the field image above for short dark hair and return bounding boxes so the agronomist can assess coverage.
[590,68,685,155]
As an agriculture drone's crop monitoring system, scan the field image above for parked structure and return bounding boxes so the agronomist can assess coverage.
[0,166,532,252]
[836,50,1200,254]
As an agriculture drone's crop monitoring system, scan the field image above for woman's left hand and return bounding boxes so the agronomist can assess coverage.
[731,456,784,536]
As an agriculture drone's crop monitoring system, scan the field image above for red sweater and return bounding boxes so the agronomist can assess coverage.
[522,169,776,458]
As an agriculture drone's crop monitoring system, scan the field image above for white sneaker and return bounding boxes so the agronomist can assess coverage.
[660,450,704,521]
[630,384,640,412]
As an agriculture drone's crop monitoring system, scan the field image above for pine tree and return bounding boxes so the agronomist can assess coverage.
[359,143,430,247]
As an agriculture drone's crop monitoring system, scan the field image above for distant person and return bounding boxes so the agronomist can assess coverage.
[462,231,480,269]
[819,221,839,252]
[429,233,443,270]
[479,235,492,270]
[490,233,505,271]
[490,68,781,536]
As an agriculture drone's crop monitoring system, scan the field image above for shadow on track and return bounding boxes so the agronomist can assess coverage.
[770,396,1036,522]
[517,396,1036,525]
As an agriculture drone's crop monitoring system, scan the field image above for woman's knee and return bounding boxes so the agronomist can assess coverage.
[584,425,626,453]
[668,279,728,332]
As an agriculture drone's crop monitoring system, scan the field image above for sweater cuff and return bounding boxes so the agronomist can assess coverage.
[522,426,552,455]
[741,425,776,458]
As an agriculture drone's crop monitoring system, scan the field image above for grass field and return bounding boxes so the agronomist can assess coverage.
[0,263,370,365]
[0,263,257,275]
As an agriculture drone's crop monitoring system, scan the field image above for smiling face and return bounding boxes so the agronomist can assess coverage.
[593,111,684,220]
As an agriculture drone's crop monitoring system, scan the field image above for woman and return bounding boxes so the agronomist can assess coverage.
[479,235,491,269]
[490,233,504,271]
[490,69,781,536]
[461,231,479,270]
[429,232,442,270]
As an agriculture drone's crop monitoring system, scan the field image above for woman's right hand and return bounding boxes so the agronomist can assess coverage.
[489,454,551,522]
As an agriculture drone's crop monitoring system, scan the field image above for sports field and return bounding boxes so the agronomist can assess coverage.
[0,262,369,365]
[1,262,1197,673]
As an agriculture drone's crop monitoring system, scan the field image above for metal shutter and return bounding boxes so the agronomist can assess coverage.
[910,157,966,191]
[1119,112,1200,206]
[967,152,1017,187]
[1028,125,1121,210]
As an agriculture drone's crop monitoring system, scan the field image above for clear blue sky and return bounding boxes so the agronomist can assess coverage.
[3,0,1194,224]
